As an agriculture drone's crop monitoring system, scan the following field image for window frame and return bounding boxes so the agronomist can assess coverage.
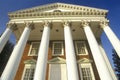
[48,64,67,80]
[75,41,88,55]
[28,42,40,56]
[22,64,35,80]
[79,63,95,80]
[52,41,64,56]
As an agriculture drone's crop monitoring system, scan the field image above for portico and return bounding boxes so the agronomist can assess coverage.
[0,3,119,80]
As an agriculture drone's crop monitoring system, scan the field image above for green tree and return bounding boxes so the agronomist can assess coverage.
[112,50,120,80]
[0,40,14,76]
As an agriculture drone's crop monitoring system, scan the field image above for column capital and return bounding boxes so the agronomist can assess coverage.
[25,22,34,30]
[100,21,109,29]
[43,21,52,28]
[7,23,18,31]
[81,21,89,27]
[63,21,71,27]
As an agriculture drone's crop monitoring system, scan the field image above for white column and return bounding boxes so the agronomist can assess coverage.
[82,22,113,80]
[101,23,120,58]
[0,23,16,53]
[64,22,79,80]
[98,41,117,80]
[0,23,33,80]
[34,22,50,80]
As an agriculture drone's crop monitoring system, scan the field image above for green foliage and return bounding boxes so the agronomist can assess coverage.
[112,50,120,80]
[0,41,14,76]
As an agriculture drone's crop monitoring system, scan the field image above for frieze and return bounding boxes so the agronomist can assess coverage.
[9,11,106,19]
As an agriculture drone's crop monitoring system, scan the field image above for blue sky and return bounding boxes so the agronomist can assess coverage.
[0,0,120,67]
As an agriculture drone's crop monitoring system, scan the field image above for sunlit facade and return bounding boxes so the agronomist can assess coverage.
[0,3,120,80]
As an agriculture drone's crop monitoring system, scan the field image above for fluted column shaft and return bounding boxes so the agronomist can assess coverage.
[34,22,50,80]
[83,22,113,80]
[0,23,33,80]
[64,22,79,80]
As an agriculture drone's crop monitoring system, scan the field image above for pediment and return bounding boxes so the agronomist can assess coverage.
[24,59,36,64]
[77,58,93,63]
[48,57,66,64]
[9,3,108,14]
[8,3,108,19]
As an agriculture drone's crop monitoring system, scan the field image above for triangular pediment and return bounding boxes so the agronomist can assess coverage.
[8,3,108,19]
[48,57,66,64]
[24,59,36,64]
[77,58,93,63]
[9,3,108,14]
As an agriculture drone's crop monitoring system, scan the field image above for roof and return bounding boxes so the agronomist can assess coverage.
[8,2,108,19]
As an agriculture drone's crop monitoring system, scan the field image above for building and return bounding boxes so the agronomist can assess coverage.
[0,2,120,80]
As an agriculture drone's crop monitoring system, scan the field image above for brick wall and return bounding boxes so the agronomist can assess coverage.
[14,40,100,80]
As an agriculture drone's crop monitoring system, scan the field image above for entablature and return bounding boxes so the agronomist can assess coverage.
[9,11,107,19]
[8,17,108,24]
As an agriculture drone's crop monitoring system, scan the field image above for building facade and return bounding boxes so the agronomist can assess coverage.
[0,3,120,80]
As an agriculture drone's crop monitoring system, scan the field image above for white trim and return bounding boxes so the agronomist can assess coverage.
[75,41,88,55]
[24,59,36,64]
[28,42,40,56]
[52,41,64,56]
[79,63,95,80]
[48,57,66,64]
[21,64,36,80]
[77,58,93,63]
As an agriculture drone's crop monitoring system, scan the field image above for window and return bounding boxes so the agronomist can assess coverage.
[79,63,95,80]
[23,68,34,80]
[49,64,67,80]
[29,42,40,56]
[75,41,88,55]
[82,67,92,80]
[52,41,64,56]
[22,65,35,80]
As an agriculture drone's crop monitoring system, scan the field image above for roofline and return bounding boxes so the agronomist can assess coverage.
[8,2,108,15]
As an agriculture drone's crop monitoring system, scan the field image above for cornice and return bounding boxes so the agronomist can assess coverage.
[9,11,107,19]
